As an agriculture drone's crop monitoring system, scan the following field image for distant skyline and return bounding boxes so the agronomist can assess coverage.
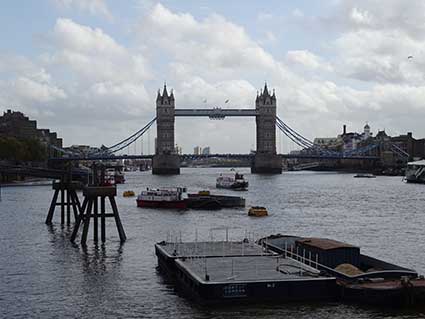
[1,1,425,154]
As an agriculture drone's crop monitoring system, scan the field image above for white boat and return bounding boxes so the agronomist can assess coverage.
[216,171,248,190]
[405,160,425,184]
[137,187,188,209]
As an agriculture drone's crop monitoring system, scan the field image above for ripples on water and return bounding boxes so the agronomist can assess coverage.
[1,168,425,318]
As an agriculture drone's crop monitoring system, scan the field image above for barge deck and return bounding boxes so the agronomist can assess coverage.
[155,239,336,304]
[155,240,273,279]
[174,255,336,304]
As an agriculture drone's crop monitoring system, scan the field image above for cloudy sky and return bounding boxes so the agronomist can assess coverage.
[1,0,425,154]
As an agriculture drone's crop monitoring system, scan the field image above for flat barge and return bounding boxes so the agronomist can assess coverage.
[156,235,425,307]
[155,240,336,304]
[187,193,245,209]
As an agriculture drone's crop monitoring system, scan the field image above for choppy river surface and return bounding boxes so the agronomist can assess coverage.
[1,168,425,318]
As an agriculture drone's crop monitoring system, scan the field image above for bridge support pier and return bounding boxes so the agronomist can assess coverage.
[251,153,282,174]
[46,181,81,225]
[152,154,180,175]
[70,186,126,245]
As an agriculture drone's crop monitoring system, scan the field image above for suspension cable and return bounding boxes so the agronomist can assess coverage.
[106,117,157,150]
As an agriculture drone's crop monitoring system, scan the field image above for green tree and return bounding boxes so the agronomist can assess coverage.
[0,136,47,161]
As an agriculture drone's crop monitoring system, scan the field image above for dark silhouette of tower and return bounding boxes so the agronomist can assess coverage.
[252,83,282,173]
[152,85,180,174]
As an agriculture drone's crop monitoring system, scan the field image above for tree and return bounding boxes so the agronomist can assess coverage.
[0,136,47,161]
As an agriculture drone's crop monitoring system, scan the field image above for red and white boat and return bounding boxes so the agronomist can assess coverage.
[136,187,188,209]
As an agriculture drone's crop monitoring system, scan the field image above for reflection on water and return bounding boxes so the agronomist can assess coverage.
[1,168,425,318]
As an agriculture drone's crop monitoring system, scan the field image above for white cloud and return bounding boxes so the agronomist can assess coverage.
[52,0,113,20]
[13,77,67,103]
[257,12,273,22]
[0,55,66,106]
[326,1,425,84]
[286,50,333,72]
[137,4,278,78]
[324,0,425,37]
[264,31,277,44]
[349,7,374,27]
[44,18,151,84]
[292,8,304,18]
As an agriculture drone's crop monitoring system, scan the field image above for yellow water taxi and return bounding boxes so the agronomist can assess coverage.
[123,190,135,197]
[248,206,268,217]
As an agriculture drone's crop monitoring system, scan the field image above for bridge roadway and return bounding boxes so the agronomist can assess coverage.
[174,108,258,118]
[48,153,380,162]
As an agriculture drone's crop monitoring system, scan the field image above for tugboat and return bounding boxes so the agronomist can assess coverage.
[216,171,248,190]
[136,187,188,209]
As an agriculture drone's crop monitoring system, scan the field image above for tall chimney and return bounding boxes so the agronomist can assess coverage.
[343,125,346,135]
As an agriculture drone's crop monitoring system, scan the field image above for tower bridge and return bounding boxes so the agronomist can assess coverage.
[46,83,407,173]
[154,84,281,174]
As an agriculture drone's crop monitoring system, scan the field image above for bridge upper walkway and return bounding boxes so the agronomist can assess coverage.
[174,108,257,118]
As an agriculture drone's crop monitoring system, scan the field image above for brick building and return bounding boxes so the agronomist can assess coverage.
[0,109,63,155]
[391,132,425,160]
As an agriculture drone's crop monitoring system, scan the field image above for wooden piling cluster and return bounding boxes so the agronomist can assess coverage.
[45,181,81,225]
[70,186,126,245]
[45,162,127,245]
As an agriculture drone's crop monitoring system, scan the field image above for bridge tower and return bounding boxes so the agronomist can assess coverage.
[152,85,180,174]
[252,84,282,173]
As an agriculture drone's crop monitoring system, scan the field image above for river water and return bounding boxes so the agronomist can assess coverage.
[1,168,425,318]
